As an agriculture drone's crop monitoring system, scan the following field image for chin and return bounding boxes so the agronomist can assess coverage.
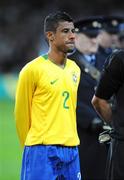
[67,48,74,53]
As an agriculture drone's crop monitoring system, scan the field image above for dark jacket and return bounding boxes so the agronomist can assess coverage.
[69,49,108,180]
[69,50,106,130]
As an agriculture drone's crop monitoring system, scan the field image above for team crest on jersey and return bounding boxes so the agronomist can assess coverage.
[72,72,78,83]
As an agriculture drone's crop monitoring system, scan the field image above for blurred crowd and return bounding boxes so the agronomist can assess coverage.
[0,4,46,73]
[0,2,124,73]
[1,13,124,73]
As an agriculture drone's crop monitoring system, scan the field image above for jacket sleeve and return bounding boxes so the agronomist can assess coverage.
[14,65,36,147]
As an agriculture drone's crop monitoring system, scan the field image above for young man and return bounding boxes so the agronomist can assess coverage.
[14,12,81,180]
[92,49,124,180]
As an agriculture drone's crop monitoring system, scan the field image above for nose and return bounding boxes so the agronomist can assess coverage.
[69,32,75,39]
[91,37,97,44]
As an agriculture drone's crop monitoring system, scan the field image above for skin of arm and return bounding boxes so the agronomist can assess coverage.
[92,95,112,124]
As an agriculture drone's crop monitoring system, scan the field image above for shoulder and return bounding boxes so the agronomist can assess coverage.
[105,49,124,69]
[109,49,124,61]
[24,56,46,68]
[20,56,46,74]
[18,56,47,82]
[67,58,80,71]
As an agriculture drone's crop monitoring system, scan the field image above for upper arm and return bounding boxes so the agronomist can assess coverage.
[95,50,124,100]
[15,66,36,107]
[14,65,37,146]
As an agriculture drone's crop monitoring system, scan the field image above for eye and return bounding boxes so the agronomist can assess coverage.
[63,29,69,33]
[72,29,75,33]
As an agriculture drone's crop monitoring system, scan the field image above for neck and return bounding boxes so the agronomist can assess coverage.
[48,51,67,66]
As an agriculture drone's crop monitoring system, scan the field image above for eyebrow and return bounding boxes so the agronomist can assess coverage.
[61,27,75,32]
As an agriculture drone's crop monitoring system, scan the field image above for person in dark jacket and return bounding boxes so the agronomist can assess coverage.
[69,17,108,180]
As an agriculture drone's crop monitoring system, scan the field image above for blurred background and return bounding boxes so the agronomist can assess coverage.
[1,0,124,179]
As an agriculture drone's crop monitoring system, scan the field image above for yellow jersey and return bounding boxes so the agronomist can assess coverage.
[15,55,81,147]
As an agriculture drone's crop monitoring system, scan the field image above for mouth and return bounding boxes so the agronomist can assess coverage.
[66,42,75,49]
[66,42,75,45]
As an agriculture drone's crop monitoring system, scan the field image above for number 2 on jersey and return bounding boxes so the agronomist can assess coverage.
[62,91,70,109]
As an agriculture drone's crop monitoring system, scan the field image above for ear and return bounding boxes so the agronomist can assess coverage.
[46,31,54,42]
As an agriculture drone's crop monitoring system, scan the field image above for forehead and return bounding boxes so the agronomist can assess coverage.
[56,21,74,30]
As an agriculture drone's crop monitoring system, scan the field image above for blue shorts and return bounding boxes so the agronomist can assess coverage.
[21,145,81,180]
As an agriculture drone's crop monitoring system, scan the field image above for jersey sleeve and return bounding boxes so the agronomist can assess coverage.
[95,50,124,100]
[14,64,36,147]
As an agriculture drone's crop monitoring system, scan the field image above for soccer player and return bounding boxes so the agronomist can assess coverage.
[15,11,81,180]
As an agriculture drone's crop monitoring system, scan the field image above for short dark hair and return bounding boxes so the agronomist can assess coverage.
[44,11,73,33]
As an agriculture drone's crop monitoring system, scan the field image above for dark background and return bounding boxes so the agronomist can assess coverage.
[0,0,124,72]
